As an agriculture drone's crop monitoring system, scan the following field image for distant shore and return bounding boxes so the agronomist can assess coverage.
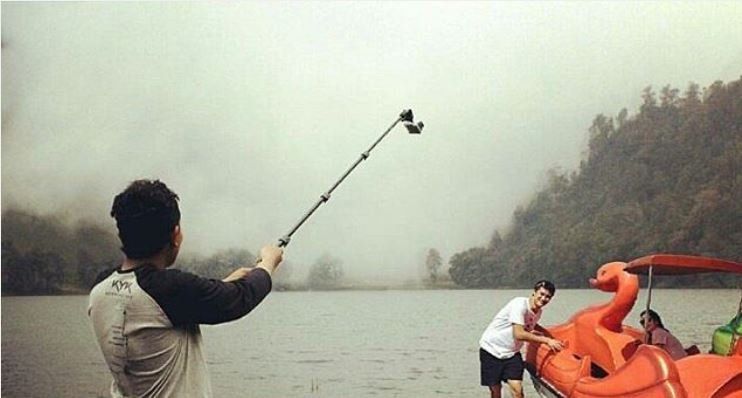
[3,285,738,297]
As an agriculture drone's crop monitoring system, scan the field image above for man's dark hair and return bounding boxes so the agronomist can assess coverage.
[110,179,180,259]
[534,280,556,296]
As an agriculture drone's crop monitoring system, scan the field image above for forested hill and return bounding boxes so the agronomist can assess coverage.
[449,78,742,289]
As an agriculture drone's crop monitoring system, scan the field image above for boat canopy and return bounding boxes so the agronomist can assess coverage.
[626,254,742,275]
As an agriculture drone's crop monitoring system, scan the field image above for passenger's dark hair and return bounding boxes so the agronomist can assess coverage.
[110,179,180,259]
[640,309,667,330]
[534,280,556,296]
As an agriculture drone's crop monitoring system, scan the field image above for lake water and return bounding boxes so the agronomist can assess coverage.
[2,289,739,397]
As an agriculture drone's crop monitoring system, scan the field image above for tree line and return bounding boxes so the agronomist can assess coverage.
[2,210,120,294]
[0,209,339,294]
[449,78,742,288]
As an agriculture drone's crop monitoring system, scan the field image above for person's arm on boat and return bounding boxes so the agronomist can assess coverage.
[512,324,564,351]
[532,323,556,338]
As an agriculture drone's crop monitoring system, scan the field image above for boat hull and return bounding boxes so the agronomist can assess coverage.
[525,256,742,398]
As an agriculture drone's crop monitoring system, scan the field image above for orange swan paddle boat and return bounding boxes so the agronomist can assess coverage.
[524,254,742,398]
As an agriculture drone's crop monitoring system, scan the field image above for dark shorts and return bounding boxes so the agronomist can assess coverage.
[479,348,524,386]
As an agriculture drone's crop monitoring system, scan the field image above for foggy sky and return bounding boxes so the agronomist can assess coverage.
[3,2,742,282]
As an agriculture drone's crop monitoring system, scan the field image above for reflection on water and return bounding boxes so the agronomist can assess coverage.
[2,289,739,397]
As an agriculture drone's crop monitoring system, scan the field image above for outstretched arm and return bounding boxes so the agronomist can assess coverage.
[222,245,284,282]
[140,245,283,326]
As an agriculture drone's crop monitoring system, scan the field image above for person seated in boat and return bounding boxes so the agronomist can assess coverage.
[640,309,688,360]
[479,280,565,398]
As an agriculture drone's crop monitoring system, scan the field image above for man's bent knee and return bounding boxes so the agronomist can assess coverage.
[506,379,523,398]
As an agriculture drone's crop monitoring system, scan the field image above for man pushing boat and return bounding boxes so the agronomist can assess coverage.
[479,280,564,398]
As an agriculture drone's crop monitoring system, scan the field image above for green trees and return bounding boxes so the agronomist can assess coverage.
[449,247,492,288]
[306,254,344,290]
[1,210,119,294]
[450,78,742,288]
[424,248,443,285]
[1,241,63,294]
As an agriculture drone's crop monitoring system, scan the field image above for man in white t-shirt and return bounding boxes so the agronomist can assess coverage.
[479,280,564,398]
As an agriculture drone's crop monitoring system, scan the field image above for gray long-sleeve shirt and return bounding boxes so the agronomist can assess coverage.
[88,265,272,397]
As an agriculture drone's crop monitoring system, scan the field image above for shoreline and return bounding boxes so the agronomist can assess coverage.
[2,286,738,297]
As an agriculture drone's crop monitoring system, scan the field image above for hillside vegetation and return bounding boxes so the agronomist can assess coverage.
[450,78,741,288]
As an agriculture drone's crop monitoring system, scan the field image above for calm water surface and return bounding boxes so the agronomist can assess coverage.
[2,289,739,397]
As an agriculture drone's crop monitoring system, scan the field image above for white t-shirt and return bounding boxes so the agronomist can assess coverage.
[479,297,541,359]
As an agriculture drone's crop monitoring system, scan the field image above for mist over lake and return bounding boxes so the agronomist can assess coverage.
[3,2,742,285]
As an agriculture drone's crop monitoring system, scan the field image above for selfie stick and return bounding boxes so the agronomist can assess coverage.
[276,109,424,248]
